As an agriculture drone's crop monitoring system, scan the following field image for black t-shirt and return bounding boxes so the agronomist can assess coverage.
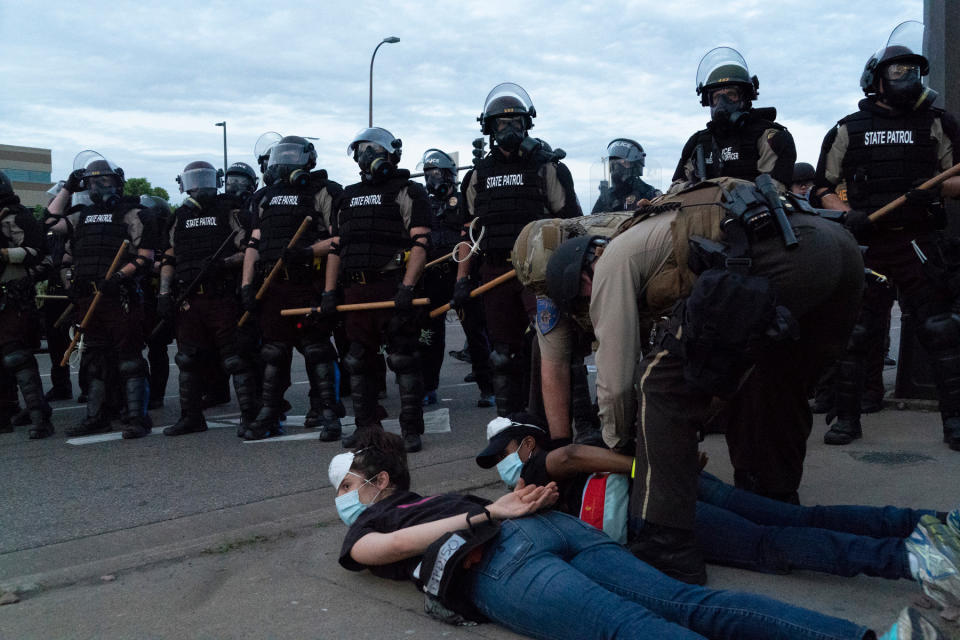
[519,450,589,518]
[339,490,490,582]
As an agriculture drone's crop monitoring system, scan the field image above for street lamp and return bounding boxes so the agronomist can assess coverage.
[369,36,399,127]
[215,121,227,174]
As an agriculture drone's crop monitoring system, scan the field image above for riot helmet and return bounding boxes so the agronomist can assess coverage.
[348,127,402,181]
[417,148,457,197]
[254,131,282,175]
[479,83,536,153]
[791,162,816,198]
[606,138,646,188]
[177,160,220,199]
[861,21,936,110]
[0,170,13,200]
[696,47,758,125]
[140,194,172,225]
[545,235,607,312]
[267,136,317,187]
[224,161,257,196]
[74,150,124,206]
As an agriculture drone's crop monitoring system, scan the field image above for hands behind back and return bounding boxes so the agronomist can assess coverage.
[488,479,559,521]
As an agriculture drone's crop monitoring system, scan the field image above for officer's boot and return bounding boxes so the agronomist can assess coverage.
[571,362,603,446]
[824,325,866,445]
[66,351,112,436]
[388,350,424,453]
[341,344,382,449]
[628,521,706,586]
[119,355,151,439]
[5,350,55,439]
[303,342,342,442]
[223,354,260,435]
[164,351,207,436]
[489,345,524,417]
[244,343,289,440]
[916,314,960,452]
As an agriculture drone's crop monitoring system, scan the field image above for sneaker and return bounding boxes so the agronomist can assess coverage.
[403,433,422,453]
[422,390,438,406]
[477,394,495,408]
[879,606,952,640]
[906,515,960,608]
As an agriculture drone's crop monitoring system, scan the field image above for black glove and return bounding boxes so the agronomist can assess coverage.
[240,284,259,313]
[283,245,314,265]
[97,273,125,297]
[904,184,940,207]
[843,209,873,239]
[319,290,338,316]
[451,277,472,310]
[157,293,175,320]
[64,169,86,193]
[394,284,415,312]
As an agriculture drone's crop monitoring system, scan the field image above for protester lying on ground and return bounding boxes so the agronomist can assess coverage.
[328,429,924,640]
[475,414,960,612]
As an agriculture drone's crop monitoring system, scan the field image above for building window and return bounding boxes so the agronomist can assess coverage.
[1,168,52,183]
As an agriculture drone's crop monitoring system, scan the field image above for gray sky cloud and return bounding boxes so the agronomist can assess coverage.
[0,0,923,208]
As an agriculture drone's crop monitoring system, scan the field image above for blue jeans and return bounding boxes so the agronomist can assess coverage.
[697,472,934,579]
[466,511,871,640]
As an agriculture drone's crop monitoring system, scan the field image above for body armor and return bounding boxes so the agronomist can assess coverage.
[338,177,411,272]
[71,203,133,284]
[472,154,548,255]
[692,116,785,182]
[172,196,236,288]
[427,194,463,256]
[257,177,331,275]
[840,102,939,225]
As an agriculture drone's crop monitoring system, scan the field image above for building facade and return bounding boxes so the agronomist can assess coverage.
[0,144,54,209]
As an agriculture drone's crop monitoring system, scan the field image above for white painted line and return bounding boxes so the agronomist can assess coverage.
[244,409,450,444]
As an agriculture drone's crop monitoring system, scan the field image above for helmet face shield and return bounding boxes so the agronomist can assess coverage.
[696,47,756,106]
[180,166,219,193]
[267,143,312,169]
[347,127,400,159]
[225,174,253,196]
[480,82,535,134]
[417,148,457,173]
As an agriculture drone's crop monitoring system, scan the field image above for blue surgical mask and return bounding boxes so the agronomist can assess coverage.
[335,475,381,526]
[496,451,524,489]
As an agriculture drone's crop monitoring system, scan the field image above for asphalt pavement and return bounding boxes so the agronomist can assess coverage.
[1,318,959,639]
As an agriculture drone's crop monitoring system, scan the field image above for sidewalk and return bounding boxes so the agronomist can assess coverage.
[1,403,958,639]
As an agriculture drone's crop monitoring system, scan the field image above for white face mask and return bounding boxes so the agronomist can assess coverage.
[335,472,382,526]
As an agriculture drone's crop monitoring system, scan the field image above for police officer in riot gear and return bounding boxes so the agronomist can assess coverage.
[140,194,174,410]
[0,171,54,439]
[454,82,582,417]
[46,152,157,439]
[224,162,257,199]
[241,136,343,441]
[324,127,431,453]
[593,139,661,212]
[815,21,960,451]
[673,47,797,188]
[791,162,816,199]
[158,161,257,436]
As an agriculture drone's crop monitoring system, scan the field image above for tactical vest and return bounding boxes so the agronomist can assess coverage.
[172,197,236,286]
[839,106,939,225]
[71,205,130,283]
[694,117,784,182]
[258,180,330,274]
[338,177,411,272]
[427,193,463,256]
[472,155,548,255]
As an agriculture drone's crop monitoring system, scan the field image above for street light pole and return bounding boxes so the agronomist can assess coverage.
[369,37,399,127]
[215,121,227,173]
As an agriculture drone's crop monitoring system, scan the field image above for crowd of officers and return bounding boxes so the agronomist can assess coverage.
[1,18,959,585]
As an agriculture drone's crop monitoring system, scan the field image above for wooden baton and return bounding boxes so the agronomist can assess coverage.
[238,216,313,327]
[428,269,517,319]
[280,298,431,316]
[60,239,130,367]
[424,250,455,270]
[868,161,960,222]
[54,303,75,328]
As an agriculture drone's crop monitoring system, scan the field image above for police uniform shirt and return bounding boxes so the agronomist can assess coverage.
[339,490,489,580]
[817,99,958,198]
[590,212,676,451]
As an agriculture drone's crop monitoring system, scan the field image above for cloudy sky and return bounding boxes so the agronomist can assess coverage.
[0,0,923,209]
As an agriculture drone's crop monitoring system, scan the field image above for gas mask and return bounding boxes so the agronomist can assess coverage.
[710,93,747,126]
[88,176,120,208]
[609,160,636,190]
[358,146,394,181]
[224,175,253,197]
[494,117,526,153]
[882,63,938,111]
[189,187,218,200]
[274,166,310,187]
[424,170,452,198]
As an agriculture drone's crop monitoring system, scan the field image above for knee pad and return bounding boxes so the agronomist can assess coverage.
[302,340,337,366]
[344,343,367,375]
[118,355,148,380]
[1,349,31,373]
[489,344,521,373]
[387,350,419,374]
[260,342,290,366]
[81,349,108,380]
[221,354,250,376]
[174,348,203,372]
[918,313,960,352]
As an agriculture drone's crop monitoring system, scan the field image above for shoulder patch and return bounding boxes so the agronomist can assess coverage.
[536,297,560,335]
